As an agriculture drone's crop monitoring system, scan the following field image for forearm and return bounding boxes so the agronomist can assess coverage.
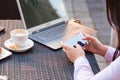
[92,56,120,80]
[74,57,94,80]
[98,45,108,56]
[74,55,120,80]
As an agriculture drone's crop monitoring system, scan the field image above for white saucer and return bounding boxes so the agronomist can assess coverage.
[4,39,34,52]
[0,47,12,60]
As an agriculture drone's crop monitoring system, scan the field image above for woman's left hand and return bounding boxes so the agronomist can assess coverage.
[61,42,85,63]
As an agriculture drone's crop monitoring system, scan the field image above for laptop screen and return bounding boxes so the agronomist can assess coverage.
[18,0,67,29]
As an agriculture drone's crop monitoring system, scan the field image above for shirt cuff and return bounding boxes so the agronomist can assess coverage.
[74,57,90,68]
[104,46,116,62]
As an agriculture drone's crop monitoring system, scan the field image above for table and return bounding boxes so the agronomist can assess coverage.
[0,20,100,80]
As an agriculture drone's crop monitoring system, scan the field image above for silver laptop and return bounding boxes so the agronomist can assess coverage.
[16,0,80,50]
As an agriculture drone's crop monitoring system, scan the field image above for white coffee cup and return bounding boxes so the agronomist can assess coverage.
[10,29,29,48]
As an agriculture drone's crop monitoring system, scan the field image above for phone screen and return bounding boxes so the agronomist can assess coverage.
[64,33,88,47]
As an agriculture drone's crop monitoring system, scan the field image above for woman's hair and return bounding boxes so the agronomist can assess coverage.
[106,0,120,50]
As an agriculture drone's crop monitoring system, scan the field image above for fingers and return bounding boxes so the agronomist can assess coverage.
[74,44,81,49]
[61,42,71,51]
[61,42,72,59]
[63,48,70,57]
[82,33,96,41]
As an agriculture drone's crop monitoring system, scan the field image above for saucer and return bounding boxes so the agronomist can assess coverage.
[0,47,12,60]
[4,39,34,52]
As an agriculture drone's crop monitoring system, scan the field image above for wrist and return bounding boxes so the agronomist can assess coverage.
[74,55,85,62]
[74,56,86,63]
[99,45,108,56]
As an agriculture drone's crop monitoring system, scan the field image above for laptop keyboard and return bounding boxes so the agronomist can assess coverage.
[33,21,80,42]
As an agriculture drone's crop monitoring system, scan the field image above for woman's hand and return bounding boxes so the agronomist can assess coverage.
[83,34,108,56]
[61,42,85,63]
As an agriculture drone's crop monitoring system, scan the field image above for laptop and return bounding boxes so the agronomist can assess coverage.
[16,0,81,50]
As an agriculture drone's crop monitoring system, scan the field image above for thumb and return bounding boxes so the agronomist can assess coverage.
[61,42,71,51]
[75,44,81,49]
[82,33,95,41]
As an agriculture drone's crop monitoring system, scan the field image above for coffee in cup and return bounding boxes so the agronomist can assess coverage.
[10,29,29,48]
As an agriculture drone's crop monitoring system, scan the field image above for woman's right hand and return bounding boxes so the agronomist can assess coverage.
[83,34,108,56]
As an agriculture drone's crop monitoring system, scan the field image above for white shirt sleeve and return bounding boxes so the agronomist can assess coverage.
[104,46,116,62]
[74,46,120,80]
[74,57,94,80]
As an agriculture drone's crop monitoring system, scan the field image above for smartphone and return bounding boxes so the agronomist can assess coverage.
[64,33,88,47]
